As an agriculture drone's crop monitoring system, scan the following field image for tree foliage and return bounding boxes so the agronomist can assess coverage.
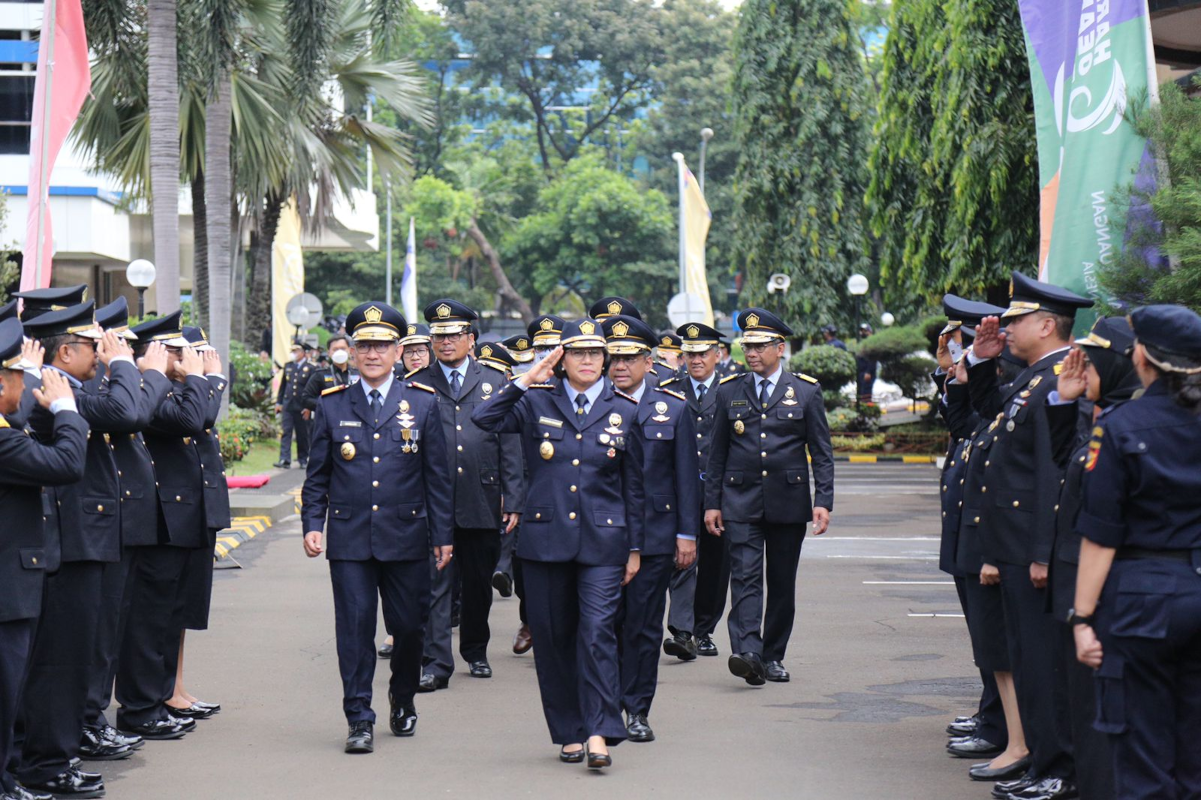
[730,0,872,338]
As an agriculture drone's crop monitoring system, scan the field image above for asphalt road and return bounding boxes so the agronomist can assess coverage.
[100,463,992,799]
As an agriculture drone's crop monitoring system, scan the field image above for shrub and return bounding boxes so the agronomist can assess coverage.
[882,354,939,404]
[832,433,886,451]
[230,341,276,413]
[855,324,928,361]
[217,405,279,463]
[791,345,856,390]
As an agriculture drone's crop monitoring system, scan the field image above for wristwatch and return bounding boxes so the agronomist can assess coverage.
[1066,608,1095,627]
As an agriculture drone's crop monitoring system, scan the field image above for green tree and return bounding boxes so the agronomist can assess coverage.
[0,192,17,301]
[730,0,872,337]
[1101,78,1201,313]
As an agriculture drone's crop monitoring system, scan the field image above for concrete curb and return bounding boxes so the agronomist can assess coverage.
[834,455,939,464]
[214,515,272,560]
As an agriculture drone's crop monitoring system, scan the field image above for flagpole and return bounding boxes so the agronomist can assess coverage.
[33,0,59,289]
[385,177,393,305]
[672,151,686,296]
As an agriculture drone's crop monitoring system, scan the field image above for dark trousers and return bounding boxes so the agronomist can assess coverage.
[16,561,104,784]
[0,618,34,793]
[115,545,190,729]
[725,521,806,661]
[497,526,528,624]
[522,560,626,745]
[954,575,1007,747]
[1095,559,1201,800]
[329,558,429,723]
[84,548,135,729]
[997,561,1074,780]
[1054,622,1114,800]
[454,527,500,663]
[619,554,675,717]
[279,409,309,463]
[695,528,730,638]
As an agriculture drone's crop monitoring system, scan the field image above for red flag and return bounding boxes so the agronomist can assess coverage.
[21,0,91,291]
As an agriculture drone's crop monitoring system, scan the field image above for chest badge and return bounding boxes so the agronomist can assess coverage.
[1027,376,1043,390]
[539,440,554,461]
[340,442,356,461]
[734,420,746,435]
[400,399,410,413]
[609,412,622,428]
[482,382,493,396]
[782,385,798,406]
[652,401,671,423]
[607,447,617,459]
[599,433,612,445]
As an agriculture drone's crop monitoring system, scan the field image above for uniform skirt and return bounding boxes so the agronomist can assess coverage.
[179,531,216,631]
[963,576,1010,672]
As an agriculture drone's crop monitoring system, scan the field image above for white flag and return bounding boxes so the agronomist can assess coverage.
[401,217,418,322]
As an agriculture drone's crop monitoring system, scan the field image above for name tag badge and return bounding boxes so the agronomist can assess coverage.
[731,400,748,407]
[339,421,363,428]
[537,416,564,428]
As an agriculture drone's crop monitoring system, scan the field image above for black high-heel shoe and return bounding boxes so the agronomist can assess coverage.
[559,745,584,763]
[585,744,611,770]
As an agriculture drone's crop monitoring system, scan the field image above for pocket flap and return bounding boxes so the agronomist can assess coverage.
[785,470,808,485]
[82,496,117,516]
[398,502,427,519]
[725,471,744,486]
[479,469,500,485]
[1118,572,1177,594]
[527,506,554,523]
[652,495,674,513]
[776,407,805,421]
[329,504,352,520]
[19,548,46,570]
[336,427,363,442]
[727,407,748,420]
[534,425,564,441]
[594,510,626,527]
[645,425,675,441]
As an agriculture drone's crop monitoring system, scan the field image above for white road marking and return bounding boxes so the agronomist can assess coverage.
[824,555,939,560]
[814,537,939,541]
[863,581,954,585]
[907,613,966,618]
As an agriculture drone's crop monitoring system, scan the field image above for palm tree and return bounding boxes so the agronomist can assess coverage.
[147,0,181,313]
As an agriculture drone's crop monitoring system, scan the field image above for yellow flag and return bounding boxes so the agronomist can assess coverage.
[271,197,305,374]
[677,157,714,327]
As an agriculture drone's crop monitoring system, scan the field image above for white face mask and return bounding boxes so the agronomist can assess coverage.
[331,349,349,366]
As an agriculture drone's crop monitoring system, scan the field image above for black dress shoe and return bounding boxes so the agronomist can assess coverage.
[728,652,767,686]
[78,728,132,761]
[10,785,54,800]
[118,719,187,740]
[23,766,104,799]
[272,460,290,469]
[96,725,143,750]
[947,736,1004,758]
[663,632,698,661]
[167,703,216,720]
[492,571,514,597]
[417,673,449,693]
[992,776,1036,799]
[389,704,417,737]
[626,714,655,743]
[764,660,790,682]
[377,642,393,659]
[165,714,198,732]
[298,459,308,468]
[696,635,719,656]
[345,721,373,754]
[191,700,221,714]
[970,756,1031,782]
[586,746,612,770]
[559,745,585,764]
[1008,777,1078,799]
[451,611,460,628]
[468,660,492,678]
[947,714,979,736]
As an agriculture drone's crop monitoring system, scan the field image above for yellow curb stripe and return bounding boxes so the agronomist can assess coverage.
[847,455,877,463]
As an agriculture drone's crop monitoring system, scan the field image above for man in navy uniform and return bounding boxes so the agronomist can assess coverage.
[704,308,835,686]
[0,319,88,800]
[661,322,729,659]
[965,272,1092,800]
[655,333,684,377]
[12,285,88,323]
[301,334,357,417]
[602,315,699,743]
[275,341,314,468]
[528,314,565,366]
[500,334,535,373]
[302,301,453,754]
[16,302,145,796]
[414,299,524,691]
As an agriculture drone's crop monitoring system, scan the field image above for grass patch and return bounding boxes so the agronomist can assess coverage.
[227,439,282,476]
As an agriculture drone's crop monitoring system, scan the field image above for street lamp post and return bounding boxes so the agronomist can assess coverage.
[847,273,869,330]
[126,259,157,319]
[699,127,714,196]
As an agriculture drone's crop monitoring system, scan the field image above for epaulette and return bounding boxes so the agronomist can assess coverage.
[613,388,638,403]
[795,373,818,384]
[480,361,508,373]
[0,416,9,429]
[655,387,686,401]
[719,373,742,385]
[527,383,555,389]
[657,376,679,387]
[321,384,349,396]
[1053,363,1064,376]
[404,367,423,379]
[409,381,436,394]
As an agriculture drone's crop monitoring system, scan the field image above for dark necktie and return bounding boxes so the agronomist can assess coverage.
[575,393,588,417]
[449,370,461,399]
[369,389,382,421]
[759,378,771,408]
[697,383,707,402]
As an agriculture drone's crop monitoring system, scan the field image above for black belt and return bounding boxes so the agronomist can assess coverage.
[1116,547,1193,564]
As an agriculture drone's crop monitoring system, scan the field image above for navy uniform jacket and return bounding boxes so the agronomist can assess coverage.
[110,369,173,547]
[412,359,525,530]
[30,360,142,563]
[1078,381,1201,552]
[936,377,980,577]
[969,351,1077,566]
[277,360,314,412]
[632,384,700,556]
[143,375,212,548]
[472,379,645,566]
[0,408,88,622]
[301,365,358,412]
[302,378,453,562]
[666,374,720,480]
[196,374,231,532]
[704,371,835,524]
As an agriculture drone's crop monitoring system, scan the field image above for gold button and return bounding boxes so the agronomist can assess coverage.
[761,470,768,477]
[372,504,379,511]
[412,509,418,515]
[1013,500,1020,508]
[761,414,766,419]
[942,486,947,492]
[697,416,702,422]
[374,433,380,440]
[455,405,461,412]
[535,513,542,520]
[372,481,379,488]
[985,460,990,467]
[761,451,767,457]
[456,445,463,452]
[974,516,980,523]
[697,433,702,439]
[32,557,37,565]
[1054,504,1060,512]
[175,496,181,502]
[344,435,350,441]
[544,432,550,439]
[570,485,578,492]
[607,518,613,525]
[572,459,580,466]
[569,512,577,520]
[666,505,671,510]
[1079,456,1085,463]
[97,504,104,511]
[760,433,767,439]
[457,467,464,474]
[576,434,583,440]
[373,456,380,463]
[942,512,946,517]
[125,491,131,497]
[980,485,985,492]
[656,432,662,438]
[117,470,122,477]
[958,501,963,507]
[456,425,462,431]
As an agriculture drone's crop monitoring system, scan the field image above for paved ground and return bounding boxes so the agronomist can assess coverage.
[101,463,994,799]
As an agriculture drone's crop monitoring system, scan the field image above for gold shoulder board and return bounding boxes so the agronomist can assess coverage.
[613,388,638,403]
[481,361,507,373]
[719,373,741,385]
[404,367,423,379]
[658,377,678,387]
[321,384,349,396]
[0,416,9,429]
[656,387,686,401]
[409,381,436,394]
[796,373,818,384]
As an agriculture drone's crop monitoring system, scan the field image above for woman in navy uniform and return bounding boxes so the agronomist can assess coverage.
[302,302,453,755]
[473,319,645,769]
[1073,305,1201,800]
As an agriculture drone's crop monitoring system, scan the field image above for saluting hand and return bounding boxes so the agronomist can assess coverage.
[517,346,563,388]
[972,317,1006,360]
[98,330,133,365]
[1057,348,1088,402]
[138,342,169,375]
[21,338,44,371]
[33,369,73,409]
[936,333,954,372]
[303,531,323,557]
[203,349,224,376]
[179,347,205,378]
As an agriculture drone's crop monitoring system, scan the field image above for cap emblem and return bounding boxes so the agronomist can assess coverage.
[540,318,554,331]
[516,338,529,350]
[612,321,630,338]
[407,324,416,335]
[365,306,383,324]
[746,313,760,329]
[607,300,623,315]
[579,320,596,336]
[481,345,493,358]
[661,336,672,347]
[687,325,699,338]
[436,303,452,319]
